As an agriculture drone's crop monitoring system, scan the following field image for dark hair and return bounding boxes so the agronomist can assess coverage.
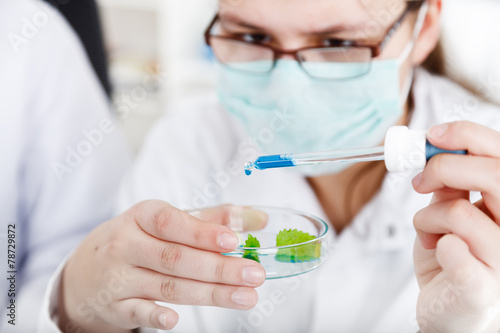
[422,39,446,76]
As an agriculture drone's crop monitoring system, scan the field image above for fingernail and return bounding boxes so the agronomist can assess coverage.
[242,266,265,285]
[429,124,448,139]
[412,173,422,187]
[218,232,238,251]
[241,208,269,232]
[231,288,253,306]
[159,313,168,328]
[228,206,269,232]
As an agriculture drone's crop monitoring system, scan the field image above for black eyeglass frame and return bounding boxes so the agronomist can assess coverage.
[204,1,425,78]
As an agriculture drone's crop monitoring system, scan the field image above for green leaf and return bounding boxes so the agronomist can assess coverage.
[276,229,315,246]
[276,229,320,263]
[242,234,260,263]
[244,234,261,248]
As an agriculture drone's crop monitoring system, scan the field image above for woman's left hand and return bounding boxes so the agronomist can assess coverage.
[412,121,500,333]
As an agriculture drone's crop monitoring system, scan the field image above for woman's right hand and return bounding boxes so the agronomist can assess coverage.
[58,200,268,333]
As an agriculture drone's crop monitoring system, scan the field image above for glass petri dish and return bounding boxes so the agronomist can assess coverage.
[223,206,330,279]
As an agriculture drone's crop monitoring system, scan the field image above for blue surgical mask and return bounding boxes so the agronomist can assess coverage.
[218,38,418,176]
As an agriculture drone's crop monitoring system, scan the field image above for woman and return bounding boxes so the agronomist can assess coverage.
[55,0,500,332]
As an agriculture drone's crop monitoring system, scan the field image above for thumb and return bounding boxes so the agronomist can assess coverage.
[115,298,179,330]
[189,205,268,232]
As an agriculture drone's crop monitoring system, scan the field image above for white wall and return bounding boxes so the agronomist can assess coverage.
[97,0,217,153]
[441,0,500,103]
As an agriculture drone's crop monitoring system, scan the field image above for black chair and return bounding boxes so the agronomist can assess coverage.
[43,0,112,97]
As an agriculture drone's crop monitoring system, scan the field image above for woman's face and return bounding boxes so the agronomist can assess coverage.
[218,0,439,91]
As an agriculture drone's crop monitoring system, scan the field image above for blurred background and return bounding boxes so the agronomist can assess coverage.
[94,0,500,154]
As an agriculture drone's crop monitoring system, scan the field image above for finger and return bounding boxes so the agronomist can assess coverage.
[113,298,179,330]
[130,200,239,252]
[414,225,442,250]
[420,189,470,248]
[413,199,500,267]
[127,235,265,286]
[413,154,500,207]
[413,171,469,204]
[427,121,500,158]
[435,234,486,288]
[413,155,499,194]
[432,187,470,205]
[431,189,469,205]
[412,155,500,218]
[475,199,496,221]
[123,268,259,310]
[413,237,440,287]
[189,205,269,231]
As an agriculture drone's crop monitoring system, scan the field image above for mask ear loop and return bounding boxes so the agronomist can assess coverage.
[398,1,431,107]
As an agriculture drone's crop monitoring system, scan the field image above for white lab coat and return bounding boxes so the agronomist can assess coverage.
[41,68,500,332]
[112,68,500,333]
[0,0,130,332]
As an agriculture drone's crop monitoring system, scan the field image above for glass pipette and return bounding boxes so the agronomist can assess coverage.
[244,146,385,175]
[244,126,468,175]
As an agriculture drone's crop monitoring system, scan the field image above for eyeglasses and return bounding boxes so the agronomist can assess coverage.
[205,1,424,80]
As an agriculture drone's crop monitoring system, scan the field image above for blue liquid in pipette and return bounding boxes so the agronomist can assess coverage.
[245,155,296,176]
[244,142,468,176]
